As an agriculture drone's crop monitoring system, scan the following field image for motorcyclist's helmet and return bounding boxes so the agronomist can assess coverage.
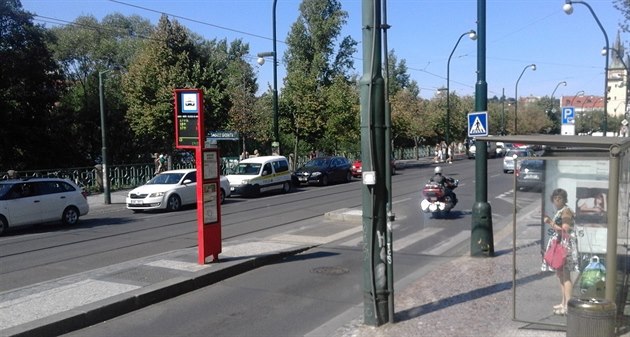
[434,166,442,174]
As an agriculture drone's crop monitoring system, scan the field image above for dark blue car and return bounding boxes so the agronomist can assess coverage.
[293,156,352,186]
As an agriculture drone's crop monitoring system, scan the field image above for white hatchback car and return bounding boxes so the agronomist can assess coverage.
[0,178,89,235]
[126,169,230,212]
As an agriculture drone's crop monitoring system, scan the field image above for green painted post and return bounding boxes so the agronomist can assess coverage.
[471,0,494,257]
[360,0,389,326]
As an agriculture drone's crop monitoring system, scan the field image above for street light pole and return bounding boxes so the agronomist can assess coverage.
[501,88,505,135]
[514,64,536,134]
[550,81,567,132]
[257,0,279,155]
[550,81,567,111]
[564,0,609,135]
[98,70,111,204]
[446,30,476,145]
[571,90,585,106]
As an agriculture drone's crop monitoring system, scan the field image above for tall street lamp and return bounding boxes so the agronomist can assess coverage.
[98,70,112,204]
[446,29,476,145]
[514,64,536,134]
[564,0,609,135]
[571,90,585,106]
[257,0,279,154]
[549,81,567,133]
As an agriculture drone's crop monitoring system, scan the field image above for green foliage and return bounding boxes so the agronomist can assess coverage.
[282,0,358,156]
[0,0,64,170]
[386,50,419,97]
[122,15,252,153]
[49,13,154,164]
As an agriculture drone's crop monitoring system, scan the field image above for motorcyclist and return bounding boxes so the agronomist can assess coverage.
[430,166,457,203]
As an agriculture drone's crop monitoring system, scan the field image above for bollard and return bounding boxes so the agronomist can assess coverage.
[566,297,616,337]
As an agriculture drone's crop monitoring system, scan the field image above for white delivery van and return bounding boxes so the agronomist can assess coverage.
[226,156,293,196]
[467,136,498,159]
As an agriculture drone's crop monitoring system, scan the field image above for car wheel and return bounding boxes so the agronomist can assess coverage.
[0,216,8,236]
[321,175,329,186]
[166,194,182,211]
[220,188,226,204]
[62,206,80,225]
[281,182,291,193]
[345,172,352,183]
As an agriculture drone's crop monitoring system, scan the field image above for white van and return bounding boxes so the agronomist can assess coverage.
[467,137,498,159]
[226,156,292,196]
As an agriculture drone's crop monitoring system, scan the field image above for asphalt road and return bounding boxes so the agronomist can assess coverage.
[0,157,541,337]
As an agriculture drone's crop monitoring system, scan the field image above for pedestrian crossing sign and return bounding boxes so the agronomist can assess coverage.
[468,111,488,137]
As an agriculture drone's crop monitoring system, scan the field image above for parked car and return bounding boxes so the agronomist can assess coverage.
[503,148,536,173]
[294,156,352,186]
[0,178,89,235]
[350,158,397,178]
[515,159,545,191]
[126,169,231,212]
[226,156,292,196]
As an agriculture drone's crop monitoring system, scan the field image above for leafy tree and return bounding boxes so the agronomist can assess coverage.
[390,89,427,157]
[123,15,199,153]
[123,15,257,157]
[0,0,63,170]
[614,0,630,33]
[281,0,358,156]
[320,75,360,155]
[224,41,265,156]
[386,50,419,98]
[49,13,153,164]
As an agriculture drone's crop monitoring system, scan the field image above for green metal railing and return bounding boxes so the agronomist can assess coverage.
[0,146,444,193]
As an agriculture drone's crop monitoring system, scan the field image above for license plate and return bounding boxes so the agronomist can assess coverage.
[131,199,143,205]
[525,174,539,179]
[299,177,307,181]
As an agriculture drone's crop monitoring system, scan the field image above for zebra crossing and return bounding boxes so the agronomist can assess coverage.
[271,220,471,257]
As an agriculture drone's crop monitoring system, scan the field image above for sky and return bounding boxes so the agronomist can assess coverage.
[20,0,629,100]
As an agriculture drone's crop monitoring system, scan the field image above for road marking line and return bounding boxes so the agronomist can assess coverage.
[394,227,444,251]
[420,230,470,255]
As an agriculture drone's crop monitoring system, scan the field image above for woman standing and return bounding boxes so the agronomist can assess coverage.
[542,188,579,315]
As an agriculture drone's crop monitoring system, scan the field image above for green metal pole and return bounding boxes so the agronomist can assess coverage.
[471,0,494,257]
[98,71,111,205]
[380,0,395,324]
[361,0,389,326]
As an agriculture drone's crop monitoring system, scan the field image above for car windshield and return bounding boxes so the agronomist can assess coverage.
[507,150,530,158]
[233,163,262,175]
[304,158,329,168]
[521,160,544,169]
[147,173,184,185]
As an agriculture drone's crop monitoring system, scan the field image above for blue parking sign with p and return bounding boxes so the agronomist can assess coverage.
[562,107,575,125]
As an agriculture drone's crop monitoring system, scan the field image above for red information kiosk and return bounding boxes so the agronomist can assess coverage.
[174,88,222,264]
